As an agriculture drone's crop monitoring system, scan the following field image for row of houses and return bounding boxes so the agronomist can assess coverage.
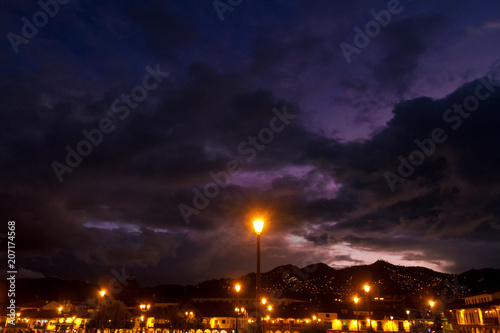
[1,291,499,333]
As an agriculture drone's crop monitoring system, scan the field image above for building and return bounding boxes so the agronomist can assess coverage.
[450,291,500,333]
[2,300,91,333]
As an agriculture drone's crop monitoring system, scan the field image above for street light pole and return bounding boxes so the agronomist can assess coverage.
[354,297,359,333]
[235,285,241,333]
[140,304,151,333]
[253,220,264,333]
[390,316,394,333]
[98,290,106,333]
[364,286,371,333]
[406,310,411,333]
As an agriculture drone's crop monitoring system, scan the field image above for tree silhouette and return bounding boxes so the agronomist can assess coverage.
[88,300,133,330]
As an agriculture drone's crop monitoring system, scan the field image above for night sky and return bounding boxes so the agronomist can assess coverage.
[2,0,500,287]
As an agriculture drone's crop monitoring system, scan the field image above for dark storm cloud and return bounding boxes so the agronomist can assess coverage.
[2,0,500,285]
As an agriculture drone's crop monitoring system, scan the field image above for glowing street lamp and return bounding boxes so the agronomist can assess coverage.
[140,304,151,333]
[96,290,107,333]
[354,297,360,333]
[254,219,264,333]
[406,310,412,333]
[235,285,241,333]
[364,285,372,333]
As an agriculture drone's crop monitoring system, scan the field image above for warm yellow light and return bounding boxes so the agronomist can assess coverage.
[268,305,273,311]
[318,319,321,322]
[266,316,270,320]
[189,311,193,315]
[16,313,20,317]
[235,284,241,293]
[141,316,144,321]
[253,220,264,234]
[75,319,81,324]
[58,307,63,312]
[100,290,106,297]
[262,298,267,305]
[430,301,435,308]
[364,285,370,292]
[354,297,359,303]
[313,316,317,320]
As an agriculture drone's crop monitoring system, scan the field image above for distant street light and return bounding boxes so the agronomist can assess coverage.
[354,297,360,333]
[364,286,372,333]
[140,304,151,333]
[254,219,264,333]
[235,285,241,333]
[98,290,106,333]
[406,310,412,333]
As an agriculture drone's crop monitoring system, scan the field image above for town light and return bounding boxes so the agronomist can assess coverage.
[254,219,265,333]
[364,286,372,333]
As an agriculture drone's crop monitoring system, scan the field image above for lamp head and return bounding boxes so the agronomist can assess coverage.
[253,220,264,234]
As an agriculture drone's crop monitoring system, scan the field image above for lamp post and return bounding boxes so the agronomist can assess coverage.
[390,316,394,333]
[265,305,272,333]
[254,219,264,333]
[364,286,372,333]
[57,306,63,333]
[261,299,267,333]
[235,308,246,333]
[354,297,360,333]
[406,310,411,333]
[140,304,151,333]
[235,285,241,333]
[98,290,106,333]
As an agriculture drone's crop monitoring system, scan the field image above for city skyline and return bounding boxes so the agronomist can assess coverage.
[2,1,500,286]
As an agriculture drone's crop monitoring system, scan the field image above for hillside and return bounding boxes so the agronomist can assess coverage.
[3,261,499,308]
